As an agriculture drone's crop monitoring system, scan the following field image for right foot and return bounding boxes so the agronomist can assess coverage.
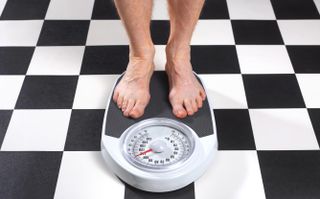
[113,47,155,118]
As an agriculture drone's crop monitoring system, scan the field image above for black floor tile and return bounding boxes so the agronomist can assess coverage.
[287,46,320,73]
[15,76,78,109]
[64,109,105,151]
[91,0,119,19]
[151,20,170,45]
[243,74,305,108]
[215,109,255,150]
[0,47,34,75]
[0,151,62,199]
[308,109,320,147]
[0,110,12,149]
[37,20,90,46]
[191,45,240,74]
[271,0,320,19]
[92,0,230,20]
[80,46,129,74]
[258,151,320,199]
[0,0,50,20]
[200,0,229,19]
[232,20,284,45]
[124,182,195,199]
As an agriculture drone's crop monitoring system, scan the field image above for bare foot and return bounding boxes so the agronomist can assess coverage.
[113,47,155,118]
[165,45,206,118]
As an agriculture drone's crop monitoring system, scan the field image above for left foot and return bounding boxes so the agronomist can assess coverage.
[165,45,206,118]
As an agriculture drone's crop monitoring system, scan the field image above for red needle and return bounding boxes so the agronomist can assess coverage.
[135,148,153,157]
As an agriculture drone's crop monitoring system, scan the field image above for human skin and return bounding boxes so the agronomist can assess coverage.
[113,0,206,119]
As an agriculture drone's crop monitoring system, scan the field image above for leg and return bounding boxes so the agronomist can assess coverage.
[113,0,155,118]
[166,0,206,118]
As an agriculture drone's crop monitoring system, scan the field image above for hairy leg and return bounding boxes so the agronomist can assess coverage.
[113,0,155,118]
[166,0,206,118]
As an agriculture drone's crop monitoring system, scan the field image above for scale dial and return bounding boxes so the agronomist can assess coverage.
[122,118,195,171]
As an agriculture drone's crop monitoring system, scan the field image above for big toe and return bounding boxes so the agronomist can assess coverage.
[172,103,187,118]
[129,101,147,119]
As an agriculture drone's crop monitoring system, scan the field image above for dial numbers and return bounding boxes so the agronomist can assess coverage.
[125,125,192,169]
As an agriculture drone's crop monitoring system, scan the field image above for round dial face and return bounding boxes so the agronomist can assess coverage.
[122,118,195,171]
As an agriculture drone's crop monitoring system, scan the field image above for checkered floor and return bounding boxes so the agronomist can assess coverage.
[1,0,320,198]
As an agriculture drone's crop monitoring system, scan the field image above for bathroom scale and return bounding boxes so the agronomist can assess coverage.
[101,71,218,192]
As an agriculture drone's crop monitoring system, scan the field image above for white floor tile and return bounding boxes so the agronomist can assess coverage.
[45,0,95,19]
[152,0,169,20]
[296,74,320,108]
[227,0,276,19]
[200,74,248,109]
[1,109,71,151]
[154,45,166,71]
[73,75,119,109]
[0,0,7,16]
[249,109,319,150]
[86,20,129,45]
[278,20,320,45]
[27,46,84,75]
[191,20,235,45]
[0,76,24,109]
[195,151,266,199]
[0,20,43,46]
[54,151,124,199]
[237,45,294,74]
[314,0,320,14]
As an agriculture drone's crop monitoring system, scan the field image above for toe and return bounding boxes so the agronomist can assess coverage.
[117,95,124,108]
[192,100,198,113]
[200,89,206,100]
[121,98,128,112]
[112,90,119,102]
[123,99,135,117]
[129,100,147,119]
[172,103,187,118]
[196,96,203,108]
[184,99,194,116]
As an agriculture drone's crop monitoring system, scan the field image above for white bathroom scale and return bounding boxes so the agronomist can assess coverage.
[101,71,218,192]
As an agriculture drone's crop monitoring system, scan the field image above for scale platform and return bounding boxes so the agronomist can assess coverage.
[101,71,218,192]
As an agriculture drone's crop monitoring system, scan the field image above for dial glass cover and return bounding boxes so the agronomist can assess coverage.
[122,118,195,171]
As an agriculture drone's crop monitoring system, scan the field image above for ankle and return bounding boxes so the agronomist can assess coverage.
[165,60,193,77]
[126,51,155,78]
[129,44,155,60]
[165,45,193,74]
[165,42,191,62]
